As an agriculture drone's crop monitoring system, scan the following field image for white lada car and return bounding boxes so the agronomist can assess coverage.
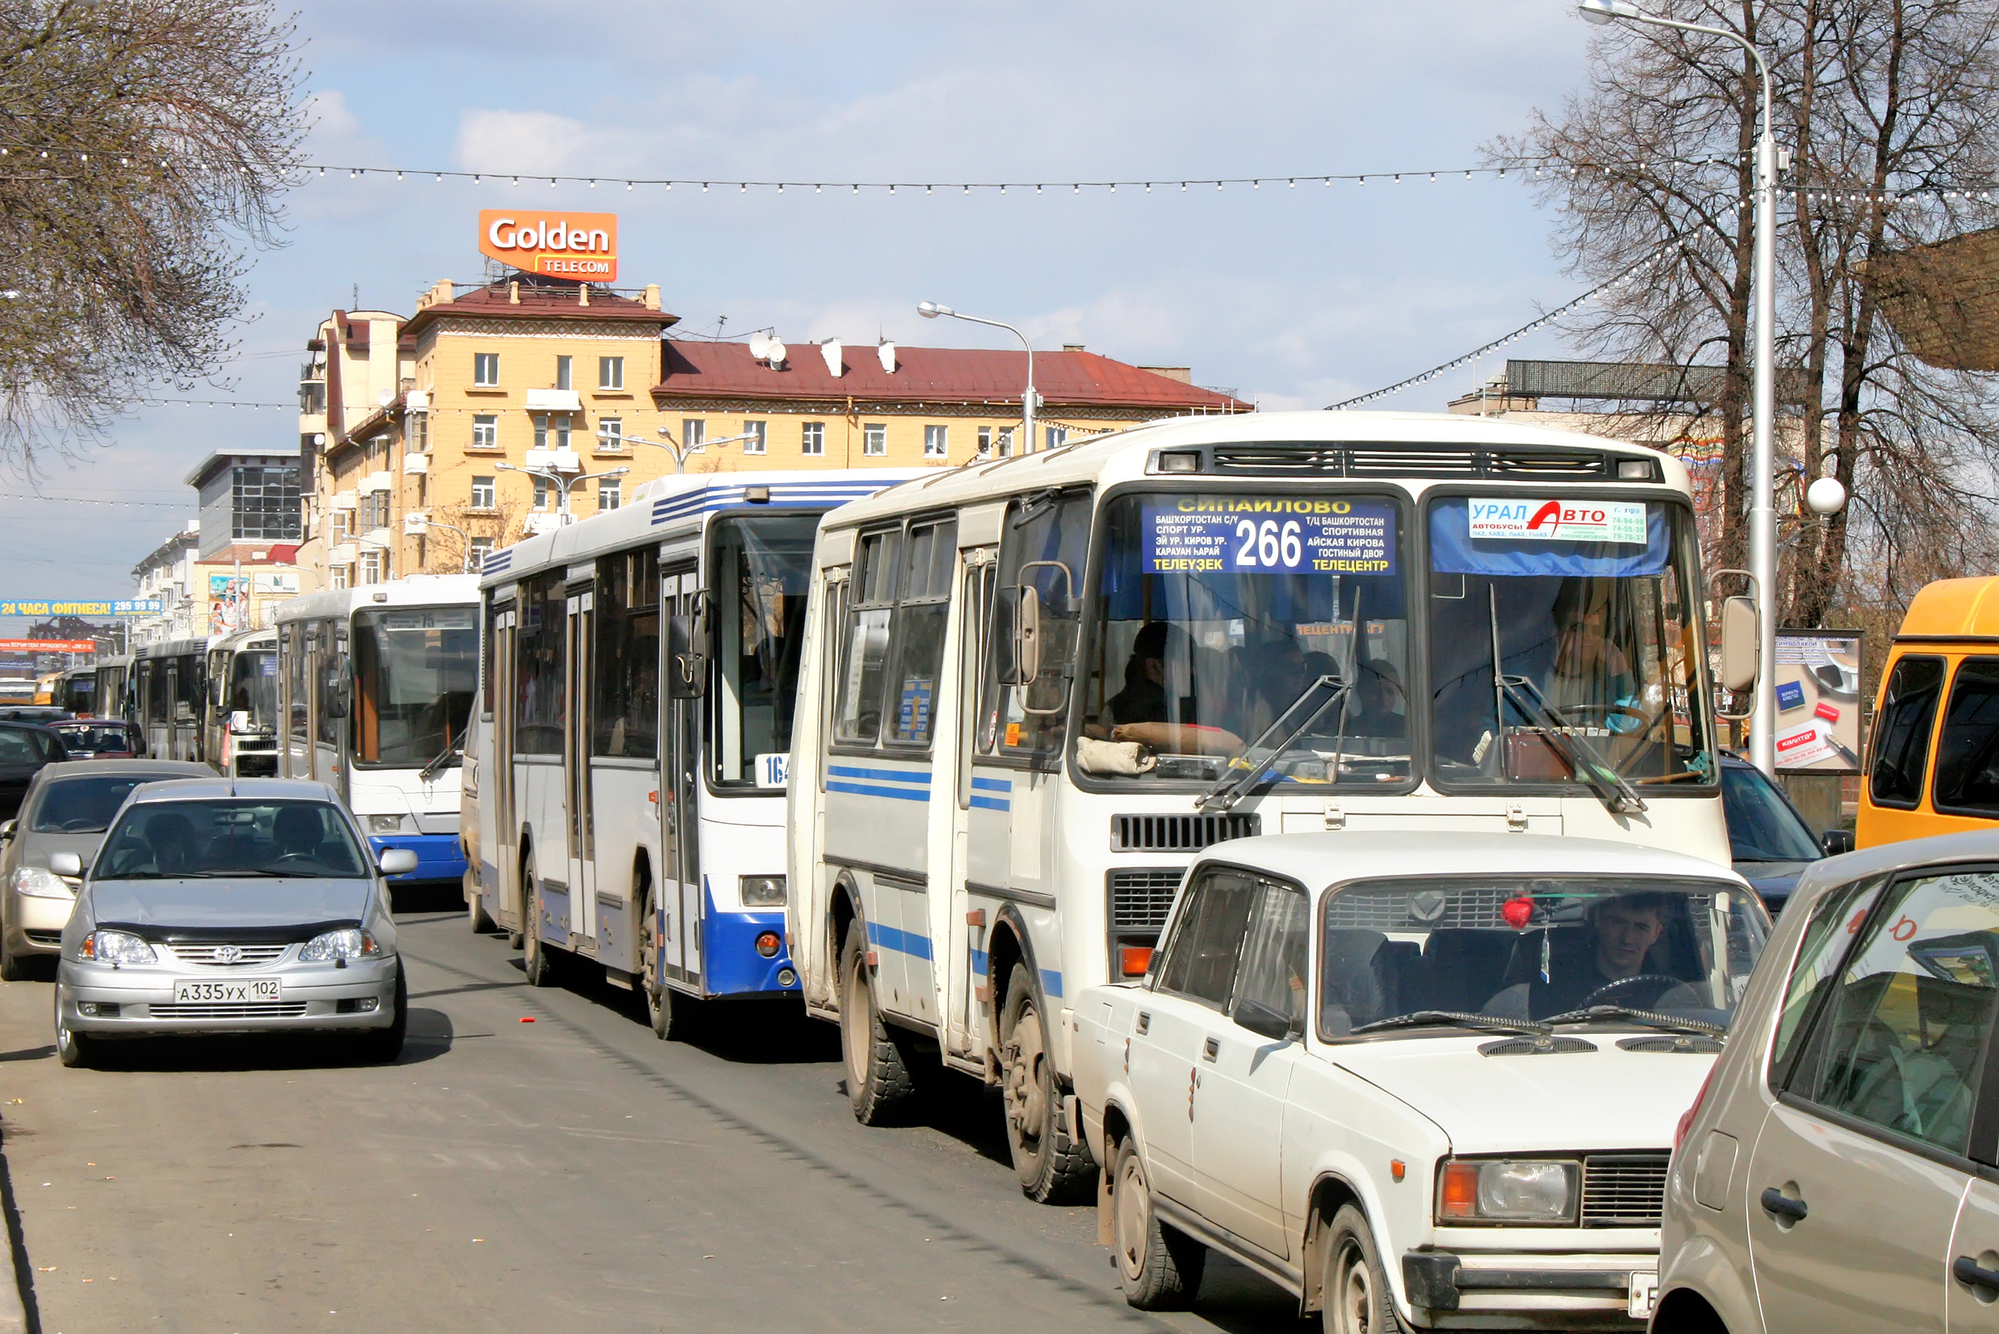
[1071,832,1768,1332]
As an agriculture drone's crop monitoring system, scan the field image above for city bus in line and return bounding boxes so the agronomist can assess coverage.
[31,670,62,706]
[275,575,480,884]
[786,410,1732,1203]
[131,635,218,760]
[56,664,99,717]
[205,627,280,776]
[1857,574,1999,846]
[93,655,129,724]
[469,470,919,1033]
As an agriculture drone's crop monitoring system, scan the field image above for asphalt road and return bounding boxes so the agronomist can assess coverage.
[0,896,1307,1333]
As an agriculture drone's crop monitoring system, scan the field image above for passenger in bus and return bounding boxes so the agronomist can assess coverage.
[1343,658,1406,738]
[1481,893,1682,1019]
[1235,636,1311,741]
[1095,622,1244,756]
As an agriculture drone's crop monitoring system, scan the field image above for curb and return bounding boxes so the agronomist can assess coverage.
[0,1114,33,1334]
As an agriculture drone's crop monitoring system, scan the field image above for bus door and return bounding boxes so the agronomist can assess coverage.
[563,579,598,951]
[950,547,1002,1059]
[659,565,703,991]
[490,599,520,930]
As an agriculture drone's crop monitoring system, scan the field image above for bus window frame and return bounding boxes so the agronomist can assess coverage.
[703,510,822,790]
[981,486,1096,774]
[1930,654,1999,819]
[1868,652,1947,812]
[826,512,963,763]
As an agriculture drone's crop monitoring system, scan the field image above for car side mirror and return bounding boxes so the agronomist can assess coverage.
[665,613,705,700]
[48,851,82,878]
[1821,828,1855,857]
[0,820,14,841]
[1233,997,1301,1043]
[377,848,419,876]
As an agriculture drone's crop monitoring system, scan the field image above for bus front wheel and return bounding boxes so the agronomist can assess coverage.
[641,884,695,1040]
[1001,964,1094,1204]
[839,928,919,1124]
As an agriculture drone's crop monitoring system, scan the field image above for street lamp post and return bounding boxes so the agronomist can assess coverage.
[917,301,1038,454]
[601,425,762,474]
[1580,0,1781,775]
[497,460,630,527]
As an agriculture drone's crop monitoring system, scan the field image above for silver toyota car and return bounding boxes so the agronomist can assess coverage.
[51,777,417,1068]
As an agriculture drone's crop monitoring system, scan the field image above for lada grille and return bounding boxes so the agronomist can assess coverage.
[164,943,290,966]
[1325,885,1520,931]
[1580,1153,1671,1226]
[1111,812,1259,852]
[148,1002,308,1019]
[1108,870,1187,932]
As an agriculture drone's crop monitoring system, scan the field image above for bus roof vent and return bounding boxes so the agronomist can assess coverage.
[1208,446,1345,474]
[1486,449,1610,480]
[1346,447,1480,476]
[1111,812,1260,852]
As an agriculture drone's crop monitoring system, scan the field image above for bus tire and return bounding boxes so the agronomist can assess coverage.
[522,858,556,988]
[839,928,919,1124]
[1001,963,1094,1203]
[1113,1135,1203,1308]
[467,880,494,934]
[641,883,695,1041]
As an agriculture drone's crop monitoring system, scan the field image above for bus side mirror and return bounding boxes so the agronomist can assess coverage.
[1720,595,1759,693]
[998,584,1042,687]
[666,614,705,699]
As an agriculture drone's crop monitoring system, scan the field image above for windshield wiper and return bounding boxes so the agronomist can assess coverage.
[419,738,462,782]
[1538,1004,1726,1036]
[1350,1010,1550,1036]
[1196,674,1353,814]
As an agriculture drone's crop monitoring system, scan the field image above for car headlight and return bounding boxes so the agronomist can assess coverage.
[1438,1158,1580,1224]
[79,929,158,966]
[366,814,408,835]
[14,865,75,899]
[739,875,787,907]
[298,928,382,962]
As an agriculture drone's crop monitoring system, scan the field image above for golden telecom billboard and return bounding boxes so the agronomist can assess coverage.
[479,210,618,281]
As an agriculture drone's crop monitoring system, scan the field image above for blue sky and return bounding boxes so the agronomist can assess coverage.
[2,0,1605,612]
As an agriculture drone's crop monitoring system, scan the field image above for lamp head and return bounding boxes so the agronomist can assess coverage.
[1805,476,1848,516]
[917,301,951,319]
[1579,0,1643,22]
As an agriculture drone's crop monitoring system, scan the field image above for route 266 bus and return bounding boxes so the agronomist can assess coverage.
[787,410,1731,1202]
[469,470,917,1034]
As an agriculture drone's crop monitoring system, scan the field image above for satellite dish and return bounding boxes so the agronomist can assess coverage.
[821,339,843,377]
[766,340,787,368]
[748,331,773,360]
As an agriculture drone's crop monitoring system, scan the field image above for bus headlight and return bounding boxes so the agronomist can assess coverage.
[367,814,409,834]
[739,875,786,907]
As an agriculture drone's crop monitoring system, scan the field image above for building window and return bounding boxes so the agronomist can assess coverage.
[407,412,428,455]
[532,414,570,451]
[682,418,706,449]
[801,421,825,456]
[555,355,572,391]
[978,426,991,455]
[1045,425,1068,450]
[864,423,887,456]
[924,424,948,458]
[330,509,349,542]
[472,414,499,449]
[532,476,552,512]
[998,426,1014,457]
[230,464,300,541]
[743,420,767,455]
[597,417,623,451]
[599,356,624,390]
[599,477,622,511]
[330,565,350,591]
[360,548,383,585]
[468,536,494,569]
[473,352,499,387]
[470,476,495,509]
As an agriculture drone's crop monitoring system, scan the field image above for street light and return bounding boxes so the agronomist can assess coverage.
[600,424,762,474]
[498,460,630,526]
[1580,0,1785,776]
[918,301,1039,454]
[406,515,479,573]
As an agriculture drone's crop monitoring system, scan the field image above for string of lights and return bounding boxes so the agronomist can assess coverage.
[1328,242,1678,410]
[0,494,191,508]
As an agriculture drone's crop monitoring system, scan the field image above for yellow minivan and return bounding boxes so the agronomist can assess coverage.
[1857,575,1999,847]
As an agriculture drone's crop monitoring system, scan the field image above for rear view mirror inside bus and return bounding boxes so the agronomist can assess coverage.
[998,584,1042,686]
[1720,595,1759,693]
[666,614,706,699]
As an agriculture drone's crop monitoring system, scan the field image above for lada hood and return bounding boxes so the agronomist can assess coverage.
[85,878,375,931]
[1331,1034,1714,1152]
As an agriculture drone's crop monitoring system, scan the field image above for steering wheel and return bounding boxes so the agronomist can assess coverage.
[1552,703,1652,731]
[271,852,316,865]
[1579,974,1683,1009]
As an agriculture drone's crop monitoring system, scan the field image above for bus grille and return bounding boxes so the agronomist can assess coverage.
[1203,443,1613,480]
[1108,870,1187,932]
[1111,812,1259,852]
[1580,1154,1671,1227]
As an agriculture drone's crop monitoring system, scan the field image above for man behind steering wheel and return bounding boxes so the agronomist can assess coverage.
[1483,893,1683,1021]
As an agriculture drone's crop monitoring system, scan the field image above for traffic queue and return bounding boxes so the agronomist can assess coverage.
[6,412,1999,1334]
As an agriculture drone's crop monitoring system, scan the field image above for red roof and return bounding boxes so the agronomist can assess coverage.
[653,341,1249,412]
[402,281,678,340]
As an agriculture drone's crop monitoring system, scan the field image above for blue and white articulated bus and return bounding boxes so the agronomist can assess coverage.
[275,575,481,885]
[470,469,919,1035]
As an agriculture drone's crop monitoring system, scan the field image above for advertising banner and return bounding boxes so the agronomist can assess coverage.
[1772,629,1864,772]
[479,210,618,281]
[0,599,161,616]
[1142,498,1397,575]
[1467,498,1648,544]
[0,639,96,652]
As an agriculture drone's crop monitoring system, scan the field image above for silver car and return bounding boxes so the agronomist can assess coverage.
[0,759,214,978]
[52,777,417,1068]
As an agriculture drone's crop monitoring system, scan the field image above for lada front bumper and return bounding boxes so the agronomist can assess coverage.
[1403,1241,1658,1330]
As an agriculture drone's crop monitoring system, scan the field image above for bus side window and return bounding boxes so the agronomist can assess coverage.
[981,488,1092,762]
[1870,654,1945,810]
[1934,656,1999,816]
[834,529,899,748]
[593,548,660,760]
[885,518,958,749]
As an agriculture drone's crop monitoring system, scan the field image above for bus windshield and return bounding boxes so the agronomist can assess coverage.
[710,514,818,787]
[1082,492,1412,786]
[352,607,478,766]
[226,650,278,730]
[1428,496,1712,794]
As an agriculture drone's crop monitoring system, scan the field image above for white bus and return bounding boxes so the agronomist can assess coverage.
[131,635,216,761]
[787,410,1732,1202]
[205,627,281,776]
[470,470,918,1034]
[275,575,480,885]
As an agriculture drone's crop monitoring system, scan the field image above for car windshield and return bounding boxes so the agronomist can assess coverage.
[54,725,131,753]
[29,774,161,833]
[1319,874,1768,1037]
[1722,763,1824,862]
[96,799,369,879]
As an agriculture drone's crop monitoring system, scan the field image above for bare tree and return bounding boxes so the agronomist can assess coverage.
[0,0,301,469]
[1490,0,1999,623]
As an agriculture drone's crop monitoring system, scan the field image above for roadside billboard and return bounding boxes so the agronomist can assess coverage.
[0,599,162,616]
[478,210,618,282]
[1773,628,1864,772]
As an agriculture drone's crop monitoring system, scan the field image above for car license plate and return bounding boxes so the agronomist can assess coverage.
[173,978,282,1003]
[1628,1271,1659,1320]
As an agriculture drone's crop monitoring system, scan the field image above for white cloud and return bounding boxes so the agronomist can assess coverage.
[453,110,648,178]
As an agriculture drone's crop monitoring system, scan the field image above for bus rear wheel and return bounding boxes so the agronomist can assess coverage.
[839,927,919,1124]
[522,856,555,988]
[466,874,494,934]
[1001,964,1094,1204]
